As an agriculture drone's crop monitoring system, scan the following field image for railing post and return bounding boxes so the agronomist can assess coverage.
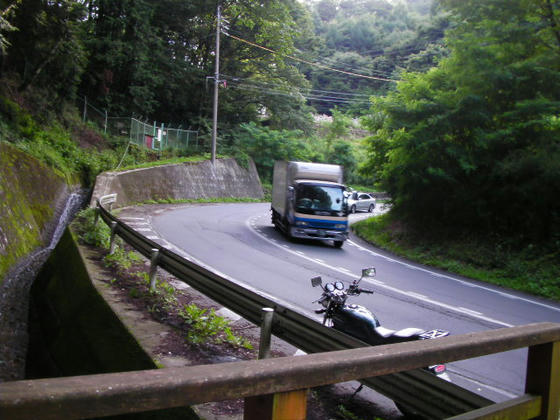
[525,340,560,420]
[244,308,308,420]
[272,390,307,420]
[109,221,118,255]
[149,248,160,291]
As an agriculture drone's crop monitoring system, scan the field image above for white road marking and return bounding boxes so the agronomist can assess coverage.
[246,216,514,328]
[405,291,427,300]
[459,307,483,317]
[347,239,560,314]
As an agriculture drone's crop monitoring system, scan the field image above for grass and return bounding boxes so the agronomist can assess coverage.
[178,303,253,349]
[346,184,378,193]
[352,213,560,301]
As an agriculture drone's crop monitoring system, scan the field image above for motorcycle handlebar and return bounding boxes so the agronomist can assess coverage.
[358,288,374,294]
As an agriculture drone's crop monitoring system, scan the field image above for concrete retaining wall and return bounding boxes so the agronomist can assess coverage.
[27,228,199,419]
[90,158,264,208]
[0,143,69,281]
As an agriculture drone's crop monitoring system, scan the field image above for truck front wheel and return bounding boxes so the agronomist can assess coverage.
[333,240,344,248]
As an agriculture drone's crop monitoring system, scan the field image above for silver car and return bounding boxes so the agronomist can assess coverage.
[347,191,376,213]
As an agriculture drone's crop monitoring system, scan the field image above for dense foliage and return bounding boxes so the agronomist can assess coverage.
[1,0,559,254]
[362,0,560,244]
[0,0,443,124]
[308,0,448,114]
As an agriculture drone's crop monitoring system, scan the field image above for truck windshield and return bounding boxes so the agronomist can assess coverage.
[295,184,345,215]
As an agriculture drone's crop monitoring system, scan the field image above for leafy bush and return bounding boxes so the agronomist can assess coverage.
[178,303,252,349]
[73,208,111,248]
[352,213,560,301]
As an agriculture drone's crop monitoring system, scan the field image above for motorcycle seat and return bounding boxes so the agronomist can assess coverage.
[373,326,396,338]
[374,326,425,339]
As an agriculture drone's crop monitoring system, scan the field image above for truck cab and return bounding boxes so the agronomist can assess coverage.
[271,161,349,248]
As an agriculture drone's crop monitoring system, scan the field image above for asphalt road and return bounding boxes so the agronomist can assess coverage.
[129,202,560,404]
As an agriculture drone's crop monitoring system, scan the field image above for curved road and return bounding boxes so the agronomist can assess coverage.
[127,202,560,403]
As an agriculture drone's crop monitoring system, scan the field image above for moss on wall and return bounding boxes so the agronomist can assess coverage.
[0,142,67,280]
[28,228,198,419]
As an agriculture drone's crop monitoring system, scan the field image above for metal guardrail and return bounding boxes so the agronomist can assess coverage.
[2,195,554,420]
[93,195,494,418]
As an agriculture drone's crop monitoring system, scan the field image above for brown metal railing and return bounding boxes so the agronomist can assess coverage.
[0,322,559,420]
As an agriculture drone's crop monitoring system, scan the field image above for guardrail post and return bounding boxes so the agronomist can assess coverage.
[258,308,274,360]
[149,248,160,291]
[109,221,118,255]
[525,340,560,420]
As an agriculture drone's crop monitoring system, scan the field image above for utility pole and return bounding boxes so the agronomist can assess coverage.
[211,4,221,165]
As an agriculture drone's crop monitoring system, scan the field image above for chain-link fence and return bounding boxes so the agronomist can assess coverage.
[80,97,200,152]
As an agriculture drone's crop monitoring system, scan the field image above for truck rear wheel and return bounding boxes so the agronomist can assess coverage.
[333,240,344,248]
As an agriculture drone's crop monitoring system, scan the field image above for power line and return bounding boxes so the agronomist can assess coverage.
[220,74,374,98]
[222,78,371,106]
[224,27,429,79]
[223,31,399,83]
[223,77,370,100]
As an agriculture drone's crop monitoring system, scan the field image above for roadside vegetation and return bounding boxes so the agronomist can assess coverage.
[352,213,560,301]
[73,208,254,350]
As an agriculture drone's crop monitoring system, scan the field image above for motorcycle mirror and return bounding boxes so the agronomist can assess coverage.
[311,276,323,288]
[362,267,376,278]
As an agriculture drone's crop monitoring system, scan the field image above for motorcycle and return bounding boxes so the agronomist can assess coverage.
[311,267,450,379]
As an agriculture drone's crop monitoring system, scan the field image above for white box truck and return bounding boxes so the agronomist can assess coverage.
[271,161,349,248]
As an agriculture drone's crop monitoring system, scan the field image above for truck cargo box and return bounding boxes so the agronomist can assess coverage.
[271,161,349,248]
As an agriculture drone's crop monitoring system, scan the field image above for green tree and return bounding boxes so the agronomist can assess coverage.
[308,0,447,115]
[362,0,560,242]
[0,2,18,58]
[230,122,318,182]
[80,0,164,116]
[3,0,86,100]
